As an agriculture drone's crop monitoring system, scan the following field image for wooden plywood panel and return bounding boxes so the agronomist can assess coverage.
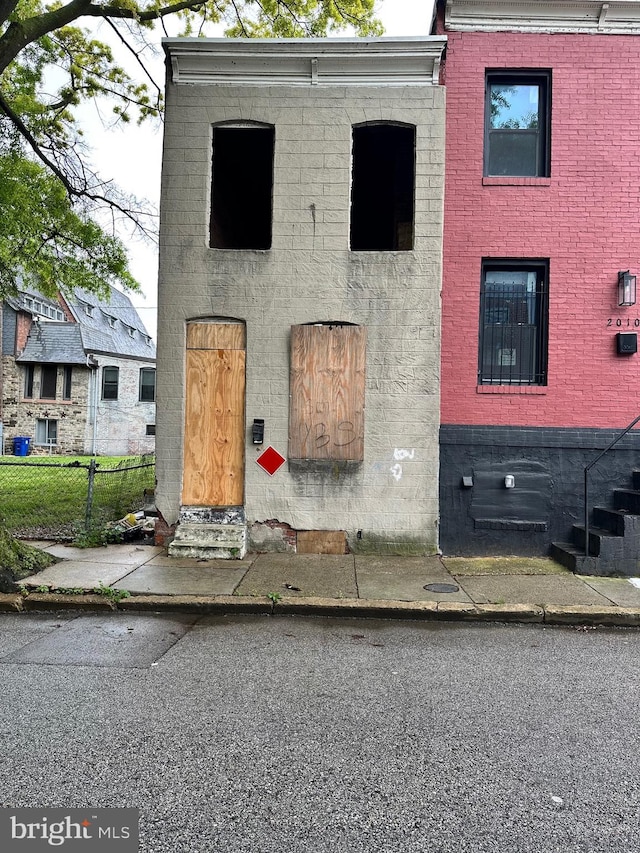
[187,323,246,351]
[183,346,245,506]
[297,530,347,555]
[289,324,366,461]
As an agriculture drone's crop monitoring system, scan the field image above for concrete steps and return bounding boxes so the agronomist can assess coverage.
[168,523,247,559]
[550,470,640,577]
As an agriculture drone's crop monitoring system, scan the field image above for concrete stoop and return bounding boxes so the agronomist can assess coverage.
[168,523,247,559]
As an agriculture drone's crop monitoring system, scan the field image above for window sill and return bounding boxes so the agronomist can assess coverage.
[477,385,547,395]
[482,176,551,187]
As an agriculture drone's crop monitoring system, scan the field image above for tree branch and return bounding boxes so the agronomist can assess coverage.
[0,0,20,27]
[0,87,155,238]
[102,16,162,109]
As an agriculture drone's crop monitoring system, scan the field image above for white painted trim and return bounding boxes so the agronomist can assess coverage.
[445,0,640,33]
[163,37,447,87]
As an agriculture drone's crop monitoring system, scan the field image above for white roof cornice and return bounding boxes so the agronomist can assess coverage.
[163,37,447,86]
[445,0,640,33]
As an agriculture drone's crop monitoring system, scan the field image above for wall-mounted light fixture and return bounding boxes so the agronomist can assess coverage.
[504,475,515,489]
[618,270,637,306]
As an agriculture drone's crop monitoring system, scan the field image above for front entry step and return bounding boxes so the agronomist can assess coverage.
[550,470,640,576]
[168,523,247,559]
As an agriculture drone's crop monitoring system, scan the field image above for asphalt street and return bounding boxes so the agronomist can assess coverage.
[1,613,639,852]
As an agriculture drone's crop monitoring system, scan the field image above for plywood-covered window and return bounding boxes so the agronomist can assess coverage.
[289,323,366,462]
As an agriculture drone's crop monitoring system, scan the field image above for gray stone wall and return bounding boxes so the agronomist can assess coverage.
[88,355,156,456]
[1,357,90,454]
[157,74,445,554]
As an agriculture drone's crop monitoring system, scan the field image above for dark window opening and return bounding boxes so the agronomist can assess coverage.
[146,424,156,436]
[139,367,156,402]
[350,124,415,251]
[102,366,119,401]
[485,71,551,177]
[210,125,274,250]
[478,260,549,386]
[24,365,34,399]
[63,366,72,400]
[40,364,57,399]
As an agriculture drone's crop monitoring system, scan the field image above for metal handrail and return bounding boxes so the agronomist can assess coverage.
[584,414,640,556]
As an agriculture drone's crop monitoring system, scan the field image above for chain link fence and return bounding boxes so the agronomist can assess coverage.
[0,455,155,539]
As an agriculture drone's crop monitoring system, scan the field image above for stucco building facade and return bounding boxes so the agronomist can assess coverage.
[156,37,446,556]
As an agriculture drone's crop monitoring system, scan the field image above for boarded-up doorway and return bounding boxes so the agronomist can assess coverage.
[183,321,246,506]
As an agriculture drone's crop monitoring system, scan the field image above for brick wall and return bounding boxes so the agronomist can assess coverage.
[441,31,640,430]
[157,75,445,553]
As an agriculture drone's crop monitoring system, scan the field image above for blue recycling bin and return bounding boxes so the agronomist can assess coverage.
[13,436,31,457]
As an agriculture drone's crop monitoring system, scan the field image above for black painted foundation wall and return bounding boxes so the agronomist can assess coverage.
[439,425,640,557]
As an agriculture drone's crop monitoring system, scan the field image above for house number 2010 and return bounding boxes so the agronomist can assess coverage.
[607,318,640,327]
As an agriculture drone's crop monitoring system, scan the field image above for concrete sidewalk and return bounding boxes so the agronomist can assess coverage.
[4,542,640,626]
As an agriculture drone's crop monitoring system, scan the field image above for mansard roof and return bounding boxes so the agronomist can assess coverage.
[13,285,155,365]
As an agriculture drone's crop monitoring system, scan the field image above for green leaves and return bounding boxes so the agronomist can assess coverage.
[0,151,137,296]
[0,0,381,300]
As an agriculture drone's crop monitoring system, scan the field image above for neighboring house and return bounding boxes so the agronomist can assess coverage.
[1,286,156,456]
[156,37,447,557]
[436,0,640,571]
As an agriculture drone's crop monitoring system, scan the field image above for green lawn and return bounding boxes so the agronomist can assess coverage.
[0,455,154,538]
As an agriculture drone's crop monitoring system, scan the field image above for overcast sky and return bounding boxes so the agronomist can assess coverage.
[86,0,436,339]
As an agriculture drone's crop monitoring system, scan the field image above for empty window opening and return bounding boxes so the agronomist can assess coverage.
[350,124,415,251]
[210,125,274,250]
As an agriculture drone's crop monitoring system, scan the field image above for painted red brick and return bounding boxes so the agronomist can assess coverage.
[440,30,640,429]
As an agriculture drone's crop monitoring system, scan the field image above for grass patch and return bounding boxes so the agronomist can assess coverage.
[0,455,154,538]
[0,528,57,592]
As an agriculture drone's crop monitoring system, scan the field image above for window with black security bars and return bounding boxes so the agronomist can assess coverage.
[478,262,548,385]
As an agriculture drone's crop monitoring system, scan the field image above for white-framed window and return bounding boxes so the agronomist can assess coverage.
[139,368,156,402]
[35,418,57,446]
[101,366,119,400]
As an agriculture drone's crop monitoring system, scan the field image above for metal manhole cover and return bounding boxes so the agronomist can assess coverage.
[423,582,460,594]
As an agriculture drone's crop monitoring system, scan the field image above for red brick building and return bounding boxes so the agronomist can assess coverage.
[436,0,640,571]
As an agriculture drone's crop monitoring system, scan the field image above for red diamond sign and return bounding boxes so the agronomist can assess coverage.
[256,446,286,476]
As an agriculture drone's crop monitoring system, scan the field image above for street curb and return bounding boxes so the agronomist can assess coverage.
[22,593,116,612]
[2,592,640,627]
[543,604,640,626]
[117,594,272,614]
[0,594,24,612]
